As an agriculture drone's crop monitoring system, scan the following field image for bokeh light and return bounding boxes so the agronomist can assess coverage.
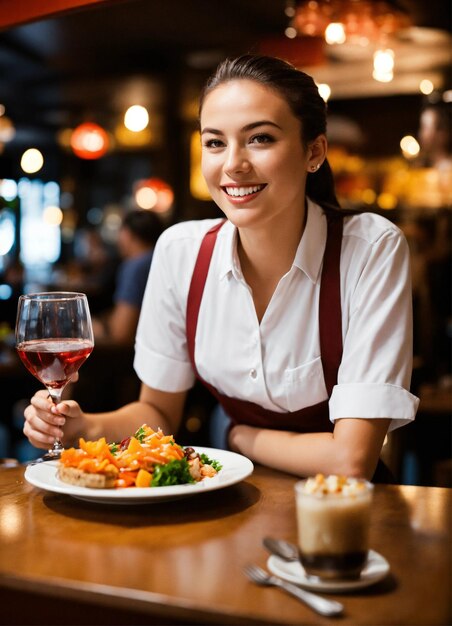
[400,135,420,159]
[419,79,434,95]
[0,179,18,201]
[373,49,394,83]
[377,192,397,210]
[134,178,174,213]
[325,22,346,44]
[20,148,44,173]
[70,122,109,159]
[317,83,331,102]
[124,105,149,132]
[43,205,63,226]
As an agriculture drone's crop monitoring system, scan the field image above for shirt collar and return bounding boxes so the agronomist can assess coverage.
[218,220,240,280]
[216,198,327,284]
[293,198,327,284]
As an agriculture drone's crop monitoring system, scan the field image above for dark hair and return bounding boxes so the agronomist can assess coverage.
[199,54,341,212]
[122,210,164,246]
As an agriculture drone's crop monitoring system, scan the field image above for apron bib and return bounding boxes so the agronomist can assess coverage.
[185,216,393,483]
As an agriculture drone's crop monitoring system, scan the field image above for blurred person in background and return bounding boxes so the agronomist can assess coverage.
[402,100,451,388]
[23,55,419,481]
[418,100,452,173]
[92,209,164,345]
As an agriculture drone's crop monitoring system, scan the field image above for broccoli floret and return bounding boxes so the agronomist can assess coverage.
[199,453,223,472]
[151,458,195,487]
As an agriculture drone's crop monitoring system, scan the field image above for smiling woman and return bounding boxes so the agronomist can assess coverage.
[22,54,419,485]
[200,79,313,233]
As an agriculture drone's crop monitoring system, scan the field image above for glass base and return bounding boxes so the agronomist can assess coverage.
[44,448,63,460]
[26,449,62,465]
[32,439,65,462]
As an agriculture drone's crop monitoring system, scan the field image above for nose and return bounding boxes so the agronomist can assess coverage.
[224,143,251,175]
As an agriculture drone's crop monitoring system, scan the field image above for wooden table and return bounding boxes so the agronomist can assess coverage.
[0,464,450,625]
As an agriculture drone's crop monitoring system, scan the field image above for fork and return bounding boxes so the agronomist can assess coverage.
[243,564,344,617]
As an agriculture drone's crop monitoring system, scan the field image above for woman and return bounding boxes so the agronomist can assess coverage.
[23,55,419,481]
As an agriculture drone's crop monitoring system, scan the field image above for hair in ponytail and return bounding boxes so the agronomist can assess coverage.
[199,54,342,214]
[306,159,340,212]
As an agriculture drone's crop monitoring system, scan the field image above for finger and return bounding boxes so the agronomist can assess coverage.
[24,403,65,432]
[52,401,81,419]
[29,413,64,441]
[23,420,58,448]
[36,389,50,398]
[26,400,65,426]
[30,393,54,412]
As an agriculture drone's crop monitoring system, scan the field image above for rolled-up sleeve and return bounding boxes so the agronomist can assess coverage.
[329,383,419,432]
[332,219,419,431]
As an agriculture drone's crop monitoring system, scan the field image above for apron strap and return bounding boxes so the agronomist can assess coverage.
[319,217,343,396]
[186,220,226,376]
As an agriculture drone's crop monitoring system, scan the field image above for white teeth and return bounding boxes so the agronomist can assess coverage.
[225,185,264,197]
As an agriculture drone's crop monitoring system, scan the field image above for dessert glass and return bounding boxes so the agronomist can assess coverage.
[295,474,374,580]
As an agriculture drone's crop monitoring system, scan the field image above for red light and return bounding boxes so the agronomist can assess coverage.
[70,122,109,159]
[135,178,174,213]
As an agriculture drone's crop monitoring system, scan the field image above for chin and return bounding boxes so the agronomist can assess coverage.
[220,207,262,228]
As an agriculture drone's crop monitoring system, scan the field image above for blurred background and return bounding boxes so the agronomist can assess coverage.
[0,0,450,484]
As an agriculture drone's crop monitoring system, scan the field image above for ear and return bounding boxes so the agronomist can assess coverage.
[306,134,328,172]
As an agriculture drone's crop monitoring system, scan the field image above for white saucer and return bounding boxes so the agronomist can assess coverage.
[267,550,390,593]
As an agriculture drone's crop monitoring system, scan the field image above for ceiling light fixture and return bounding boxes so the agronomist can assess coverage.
[287,0,411,45]
[372,48,395,82]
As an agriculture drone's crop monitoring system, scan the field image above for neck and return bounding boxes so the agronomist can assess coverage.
[236,205,307,322]
[237,205,307,282]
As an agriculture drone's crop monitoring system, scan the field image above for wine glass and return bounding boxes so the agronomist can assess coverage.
[16,292,94,459]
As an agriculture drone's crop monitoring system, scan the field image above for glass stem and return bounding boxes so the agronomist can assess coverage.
[48,388,64,456]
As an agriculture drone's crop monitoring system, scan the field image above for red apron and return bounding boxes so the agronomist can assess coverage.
[185,217,393,482]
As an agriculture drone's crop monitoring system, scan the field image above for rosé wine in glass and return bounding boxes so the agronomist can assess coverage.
[16,292,94,459]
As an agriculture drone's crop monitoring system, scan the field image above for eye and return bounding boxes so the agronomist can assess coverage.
[203,138,225,149]
[249,133,274,145]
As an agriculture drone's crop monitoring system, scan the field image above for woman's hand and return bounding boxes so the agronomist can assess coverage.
[23,390,86,450]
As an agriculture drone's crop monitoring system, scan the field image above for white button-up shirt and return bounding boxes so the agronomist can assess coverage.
[135,198,419,431]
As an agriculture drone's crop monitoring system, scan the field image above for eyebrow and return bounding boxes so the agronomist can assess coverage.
[201,120,282,135]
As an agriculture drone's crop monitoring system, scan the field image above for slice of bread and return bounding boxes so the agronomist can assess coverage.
[57,466,116,489]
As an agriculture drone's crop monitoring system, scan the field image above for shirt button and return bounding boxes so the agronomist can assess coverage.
[250,368,257,379]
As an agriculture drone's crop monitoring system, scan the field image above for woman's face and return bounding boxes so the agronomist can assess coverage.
[200,79,312,230]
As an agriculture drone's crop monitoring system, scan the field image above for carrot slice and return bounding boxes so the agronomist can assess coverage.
[135,468,152,488]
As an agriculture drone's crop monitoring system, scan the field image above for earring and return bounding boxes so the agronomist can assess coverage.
[310,163,321,172]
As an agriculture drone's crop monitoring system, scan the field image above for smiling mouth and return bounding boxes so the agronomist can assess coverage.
[223,184,266,198]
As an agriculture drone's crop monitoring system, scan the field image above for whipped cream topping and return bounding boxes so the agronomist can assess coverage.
[302,474,369,497]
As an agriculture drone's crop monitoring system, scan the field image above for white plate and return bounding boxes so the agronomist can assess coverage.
[24,447,254,504]
[267,550,390,592]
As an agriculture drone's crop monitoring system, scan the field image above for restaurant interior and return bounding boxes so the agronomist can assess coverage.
[0,0,451,486]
